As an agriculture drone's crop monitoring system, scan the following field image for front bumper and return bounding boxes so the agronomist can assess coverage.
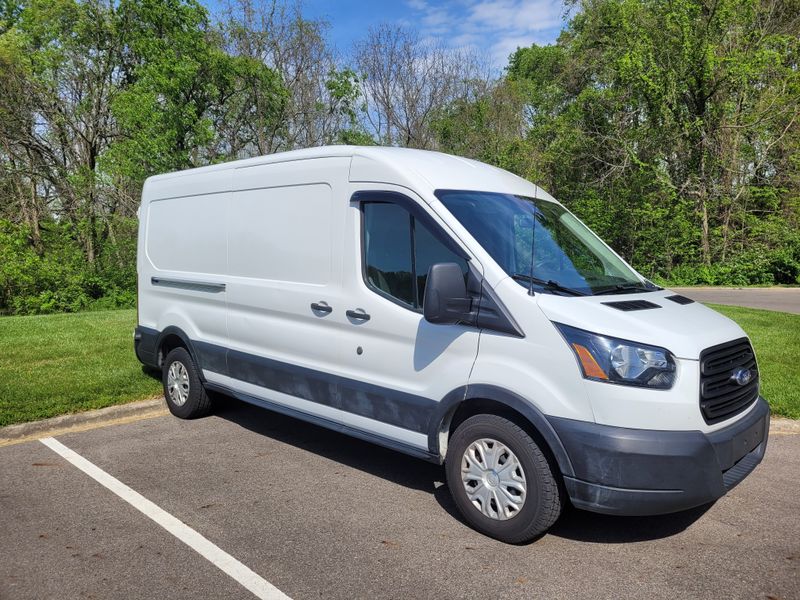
[547,397,770,516]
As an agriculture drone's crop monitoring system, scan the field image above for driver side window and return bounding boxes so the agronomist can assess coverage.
[362,201,468,309]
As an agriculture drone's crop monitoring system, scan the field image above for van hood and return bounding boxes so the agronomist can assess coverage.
[534,289,747,360]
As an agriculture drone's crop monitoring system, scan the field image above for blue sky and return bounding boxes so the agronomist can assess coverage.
[302,0,569,69]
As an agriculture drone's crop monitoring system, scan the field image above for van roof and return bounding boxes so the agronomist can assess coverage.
[145,146,555,202]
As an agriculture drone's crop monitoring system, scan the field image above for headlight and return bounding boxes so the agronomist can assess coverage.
[554,323,676,389]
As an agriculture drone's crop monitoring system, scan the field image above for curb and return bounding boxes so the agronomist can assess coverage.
[771,417,800,434]
[0,397,168,445]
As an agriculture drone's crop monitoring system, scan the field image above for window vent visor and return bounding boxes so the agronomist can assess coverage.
[602,300,661,311]
[665,294,695,305]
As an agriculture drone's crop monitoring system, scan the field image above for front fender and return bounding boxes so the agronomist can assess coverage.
[428,384,575,478]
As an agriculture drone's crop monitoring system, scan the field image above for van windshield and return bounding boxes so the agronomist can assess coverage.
[436,190,657,296]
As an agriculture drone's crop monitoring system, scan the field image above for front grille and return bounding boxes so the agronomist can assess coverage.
[699,338,759,424]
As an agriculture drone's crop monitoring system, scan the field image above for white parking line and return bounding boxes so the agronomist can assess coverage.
[39,437,290,600]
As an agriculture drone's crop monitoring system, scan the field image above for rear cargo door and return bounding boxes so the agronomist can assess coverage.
[206,158,350,407]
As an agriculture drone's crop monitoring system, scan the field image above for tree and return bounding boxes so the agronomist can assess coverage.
[500,0,800,283]
[220,0,369,153]
[434,79,538,179]
[0,0,124,262]
[1,0,798,314]
[355,24,488,149]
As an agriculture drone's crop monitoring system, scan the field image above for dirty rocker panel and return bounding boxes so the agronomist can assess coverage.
[203,378,437,462]
[188,337,439,435]
[227,346,437,434]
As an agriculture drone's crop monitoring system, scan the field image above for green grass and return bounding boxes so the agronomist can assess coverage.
[708,304,800,420]
[0,309,161,426]
[0,305,797,427]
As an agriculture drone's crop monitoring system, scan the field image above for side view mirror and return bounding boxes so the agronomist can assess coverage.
[423,263,472,324]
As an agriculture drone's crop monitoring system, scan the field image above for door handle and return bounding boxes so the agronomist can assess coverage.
[346,309,371,321]
[311,302,332,314]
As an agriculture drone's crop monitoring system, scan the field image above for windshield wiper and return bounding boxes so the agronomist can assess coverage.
[593,282,654,295]
[511,274,587,296]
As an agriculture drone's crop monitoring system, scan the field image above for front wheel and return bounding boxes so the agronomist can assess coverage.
[162,347,213,419]
[446,414,563,543]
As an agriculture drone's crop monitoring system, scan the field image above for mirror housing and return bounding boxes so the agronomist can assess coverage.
[423,263,472,324]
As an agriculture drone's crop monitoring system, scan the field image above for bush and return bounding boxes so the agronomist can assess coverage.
[663,245,800,287]
[0,218,137,315]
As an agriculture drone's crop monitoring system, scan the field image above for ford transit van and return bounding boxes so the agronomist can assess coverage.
[134,146,769,543]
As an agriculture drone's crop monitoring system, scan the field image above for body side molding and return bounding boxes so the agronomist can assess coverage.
[151,277,226,293]
[137,330,574,476]
[204,380,438,463]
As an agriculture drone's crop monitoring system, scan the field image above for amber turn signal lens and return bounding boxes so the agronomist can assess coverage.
[571,343,608,380]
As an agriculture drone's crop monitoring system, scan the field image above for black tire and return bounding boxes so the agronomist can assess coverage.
[161,347,213,419]
[446,414,562,543]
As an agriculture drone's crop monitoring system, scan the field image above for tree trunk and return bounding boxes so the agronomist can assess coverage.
[699,196,711,266]
[28,177,42,253]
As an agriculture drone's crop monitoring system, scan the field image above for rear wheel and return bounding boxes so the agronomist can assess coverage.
[162,347,213,419]
[446,414,562,543]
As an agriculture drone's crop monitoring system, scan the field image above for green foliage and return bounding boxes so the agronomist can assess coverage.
[106,0,287,180]
[0,0,21,32]
[437,0,800,287]
[326,68,373,145]
[433,80,537,175]
[0,0,292,315]
[0,218,137,315]
[1,0,799,315]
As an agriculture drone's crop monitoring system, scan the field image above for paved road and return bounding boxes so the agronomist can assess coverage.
[2,400,798,600]
[671,287,800,314]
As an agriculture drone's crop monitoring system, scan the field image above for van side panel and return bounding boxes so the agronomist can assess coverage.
[144,169,231,202]
[220,158,390,437]
[138,179,230,360]
[146,195,227,275]
[228,183,332,284]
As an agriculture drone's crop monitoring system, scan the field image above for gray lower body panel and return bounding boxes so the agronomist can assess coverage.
[134,326,160,368]
[136,324,770,516]
[547,397,770,515]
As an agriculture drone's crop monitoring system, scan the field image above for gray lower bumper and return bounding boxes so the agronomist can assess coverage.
[133,325,160,368]
[547,397,770,516]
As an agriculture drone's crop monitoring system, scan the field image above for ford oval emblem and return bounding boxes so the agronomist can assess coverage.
[730,367,753,386]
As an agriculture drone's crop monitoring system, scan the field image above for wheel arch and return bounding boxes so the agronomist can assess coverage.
[429,385,575,478]
[156,327,201,370]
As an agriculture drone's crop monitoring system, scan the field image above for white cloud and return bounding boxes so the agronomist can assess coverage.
[451,31,482,47]
[406,0,429,9]
[405,0,567,68]
[488,32,550,66]
[467,0,563,32]
[422,7,451,28]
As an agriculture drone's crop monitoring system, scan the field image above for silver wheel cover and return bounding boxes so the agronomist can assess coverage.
[461,438,527,520]
[167,361,190,407]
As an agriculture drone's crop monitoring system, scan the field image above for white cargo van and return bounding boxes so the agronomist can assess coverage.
[135,146,769,543]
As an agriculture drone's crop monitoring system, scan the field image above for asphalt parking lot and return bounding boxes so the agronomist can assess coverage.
[671,287,800,314]
[2,399,798,600]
